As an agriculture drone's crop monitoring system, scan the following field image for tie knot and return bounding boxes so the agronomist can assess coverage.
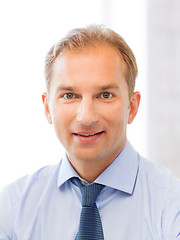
[70,177,104,206]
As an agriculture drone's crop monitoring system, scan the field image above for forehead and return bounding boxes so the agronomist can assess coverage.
[55,45,125,69]
[50,45,127,90]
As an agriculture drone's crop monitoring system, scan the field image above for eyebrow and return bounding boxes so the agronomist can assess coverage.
[55,84,120,92]
[55,85,76,92]
[99,84,120,91]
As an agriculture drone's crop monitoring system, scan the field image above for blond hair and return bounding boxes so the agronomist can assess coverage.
[44,24,138,97]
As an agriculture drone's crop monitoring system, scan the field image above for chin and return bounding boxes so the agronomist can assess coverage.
[72,150,103,163]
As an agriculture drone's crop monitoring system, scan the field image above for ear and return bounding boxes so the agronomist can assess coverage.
[128,92,141,124]
[42,92,53,124]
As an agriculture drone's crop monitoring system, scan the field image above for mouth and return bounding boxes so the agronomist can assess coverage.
[73,131,105,137]
[73,131,105,143]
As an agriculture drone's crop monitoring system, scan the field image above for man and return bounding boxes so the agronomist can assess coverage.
[0,25,180,240]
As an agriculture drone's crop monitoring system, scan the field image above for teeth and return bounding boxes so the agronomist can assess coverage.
[79,133,95,137]
[74,131,104,137]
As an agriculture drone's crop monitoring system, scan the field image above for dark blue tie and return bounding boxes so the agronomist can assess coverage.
[70,177,105,240]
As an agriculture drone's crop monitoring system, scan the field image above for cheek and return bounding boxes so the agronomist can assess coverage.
[52,103,69,121]
[51,106,67,129]
[103,103,129,126]
[51,104,76,135]
[108,108,129,142]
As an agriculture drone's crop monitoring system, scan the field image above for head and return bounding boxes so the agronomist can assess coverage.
[42,25,140,181]
[44,24,138,99]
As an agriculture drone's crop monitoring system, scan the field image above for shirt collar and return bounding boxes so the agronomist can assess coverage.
[57,140,139,195]
[57,153,79,187]
[95,141,139,194]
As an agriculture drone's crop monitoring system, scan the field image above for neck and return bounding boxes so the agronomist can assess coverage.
[67,151,123,183]
[66,140,127,183]
[70,160,109,183]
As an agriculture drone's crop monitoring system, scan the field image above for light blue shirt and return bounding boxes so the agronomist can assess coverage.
[1,141,180,240]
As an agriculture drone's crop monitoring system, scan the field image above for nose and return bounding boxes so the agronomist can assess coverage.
[76,97,98,126]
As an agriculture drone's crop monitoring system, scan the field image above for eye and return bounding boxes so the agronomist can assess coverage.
[101,92,113,99]
[64,93,74,99]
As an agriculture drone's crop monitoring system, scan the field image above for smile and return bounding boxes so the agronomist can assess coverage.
[74,131,104,137]
[73,131,105,143]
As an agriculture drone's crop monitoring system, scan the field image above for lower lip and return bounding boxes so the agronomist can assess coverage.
[73,132,105,144]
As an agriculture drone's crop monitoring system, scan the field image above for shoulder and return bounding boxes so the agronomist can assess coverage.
[138,156,180,238]
[138,156,180,237]
[0,164,60,238]
[138,156,180,195]
[0,164,59,198]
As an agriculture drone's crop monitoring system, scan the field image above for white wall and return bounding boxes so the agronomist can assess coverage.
[0,0,147,188]
[148,0,180,177]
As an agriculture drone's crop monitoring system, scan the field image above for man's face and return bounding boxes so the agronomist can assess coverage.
[43,46,140,169]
